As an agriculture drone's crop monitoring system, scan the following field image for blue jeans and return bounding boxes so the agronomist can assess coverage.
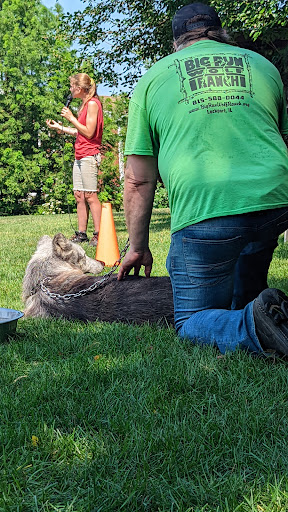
[231,238,278,309]
[166,207,288,354]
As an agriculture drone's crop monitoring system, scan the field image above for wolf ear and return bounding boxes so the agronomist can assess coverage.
[52,233,76,261]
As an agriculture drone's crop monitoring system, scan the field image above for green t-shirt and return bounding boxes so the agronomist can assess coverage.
[125,40,288,234]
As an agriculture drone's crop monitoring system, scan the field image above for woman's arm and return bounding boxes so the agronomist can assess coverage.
[58,125,78,136]
[46,119,77,137]
[61,100,99,139]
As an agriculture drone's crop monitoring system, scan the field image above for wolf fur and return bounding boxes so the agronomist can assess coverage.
[23,233,174,325]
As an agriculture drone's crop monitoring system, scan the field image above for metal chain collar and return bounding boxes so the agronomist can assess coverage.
[40,238,130,301]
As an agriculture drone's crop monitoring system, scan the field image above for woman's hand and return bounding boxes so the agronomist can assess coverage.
[61,107,75,122]
[46,119,62,131]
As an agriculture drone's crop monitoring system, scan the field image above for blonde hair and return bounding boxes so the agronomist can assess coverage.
[69,73,98,113]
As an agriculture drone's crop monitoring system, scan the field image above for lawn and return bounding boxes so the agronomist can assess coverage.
[1,210,288,512]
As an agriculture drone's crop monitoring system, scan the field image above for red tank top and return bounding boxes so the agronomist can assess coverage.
[74,97,103,160]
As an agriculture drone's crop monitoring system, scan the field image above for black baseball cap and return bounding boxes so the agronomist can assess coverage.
[172,3,222,39]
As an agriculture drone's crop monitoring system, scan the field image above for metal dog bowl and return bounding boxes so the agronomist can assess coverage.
[0,308,24,342]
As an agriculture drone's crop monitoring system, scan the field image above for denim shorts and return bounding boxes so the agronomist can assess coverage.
[73,155,100,192]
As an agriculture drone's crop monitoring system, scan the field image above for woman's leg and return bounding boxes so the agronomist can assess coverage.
[79,155,101,235]
[74,190,89,232]
[84,191,101,233]
[72,159,89,234]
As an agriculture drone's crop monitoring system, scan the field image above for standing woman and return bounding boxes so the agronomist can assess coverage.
[46,73,103,246]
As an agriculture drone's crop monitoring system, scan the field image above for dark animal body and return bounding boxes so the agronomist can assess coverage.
[39,274,174,325]
[23,234,174,325]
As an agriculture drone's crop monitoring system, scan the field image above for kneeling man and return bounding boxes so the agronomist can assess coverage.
[118,3,288,356]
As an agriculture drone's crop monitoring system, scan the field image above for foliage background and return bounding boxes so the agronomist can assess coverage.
[0,0,128,216]
[0,0,287,215]
[0,0,75,215]
[65,0,288,92]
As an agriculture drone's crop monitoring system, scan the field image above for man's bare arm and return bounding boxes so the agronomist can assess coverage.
[118,155,158,280]
[124,155,158,250]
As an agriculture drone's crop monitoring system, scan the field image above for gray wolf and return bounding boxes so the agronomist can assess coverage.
[23,233,174,325]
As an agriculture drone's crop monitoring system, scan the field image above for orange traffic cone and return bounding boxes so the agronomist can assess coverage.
[96,202,120,266]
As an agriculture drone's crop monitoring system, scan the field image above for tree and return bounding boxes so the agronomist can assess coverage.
[65,0,288,91]
[0,0,79,214]
[0,0,132,215]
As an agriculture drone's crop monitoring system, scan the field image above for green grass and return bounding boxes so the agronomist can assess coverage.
[1,211,288,511]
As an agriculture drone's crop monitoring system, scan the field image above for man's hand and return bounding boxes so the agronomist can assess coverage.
[117,248,153,280]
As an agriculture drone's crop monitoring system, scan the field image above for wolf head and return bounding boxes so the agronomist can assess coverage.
[22,233,104,304]
[52,233,104,274]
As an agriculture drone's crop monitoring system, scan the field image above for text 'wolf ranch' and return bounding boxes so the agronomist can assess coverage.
[185,55,247,91]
